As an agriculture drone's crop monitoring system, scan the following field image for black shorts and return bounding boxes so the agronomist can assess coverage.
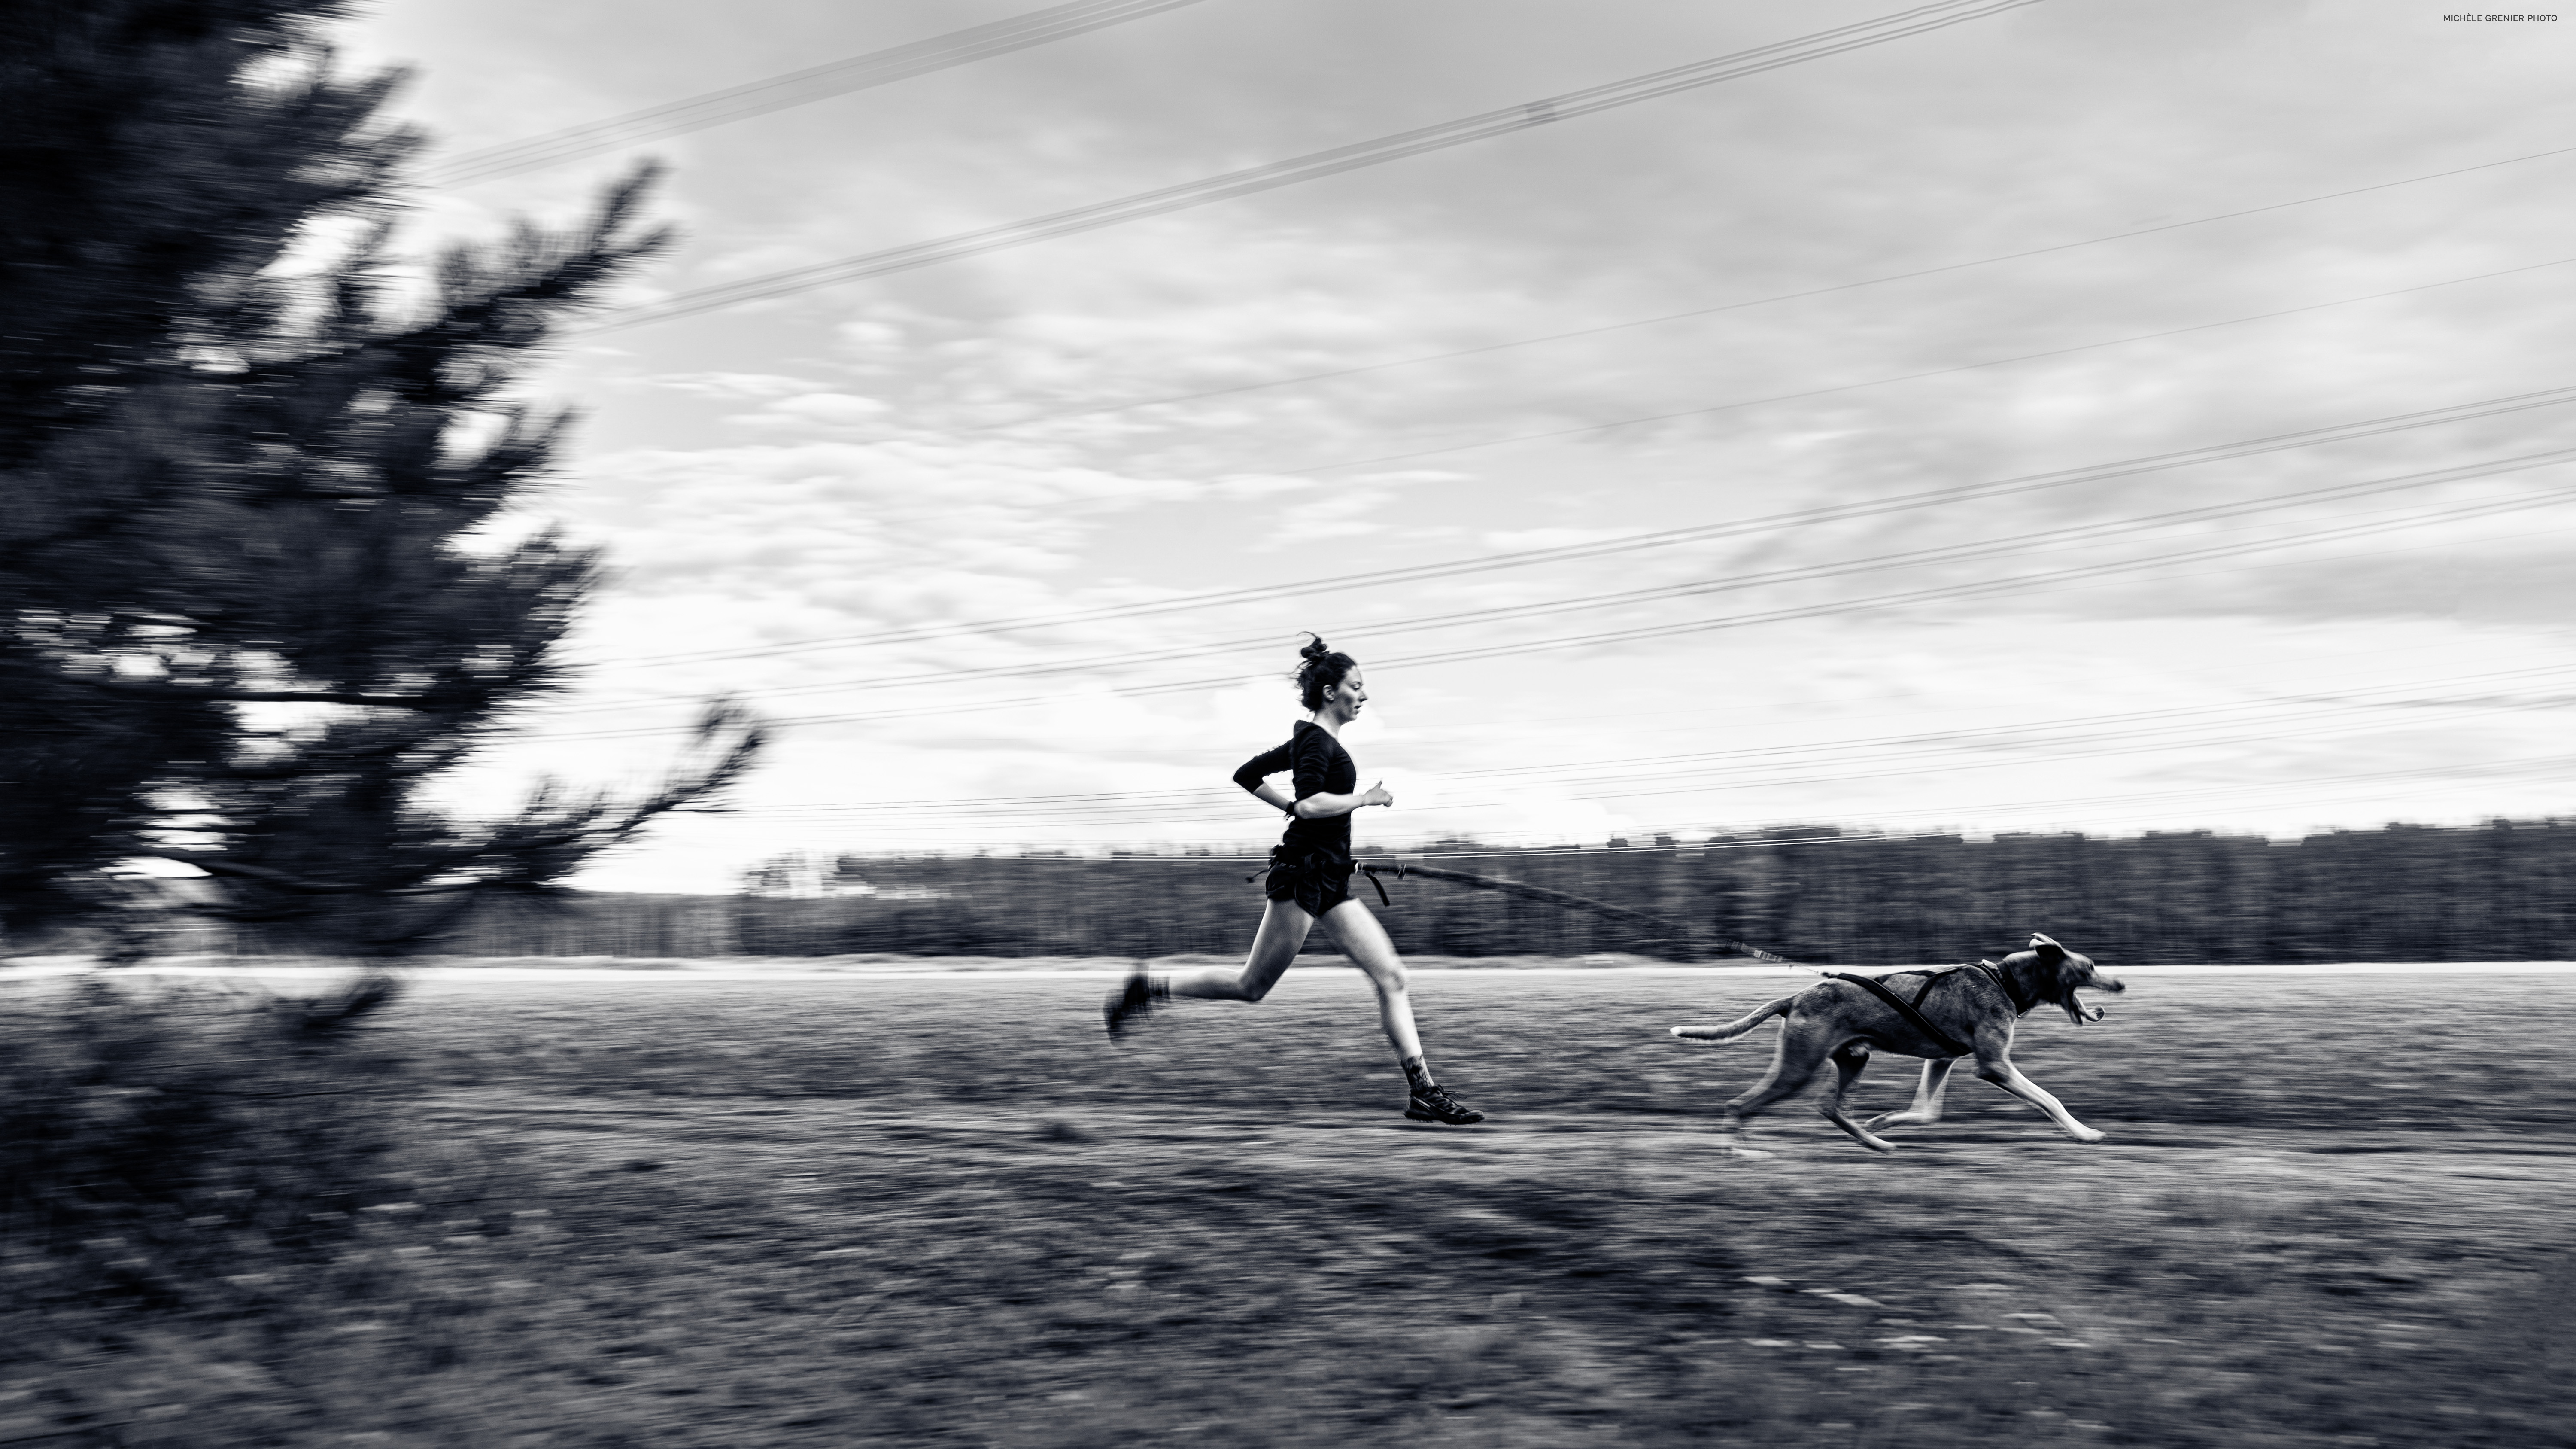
[1263,860,1352,916]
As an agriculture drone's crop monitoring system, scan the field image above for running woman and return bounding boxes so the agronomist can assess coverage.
[1102,635,1484,1126]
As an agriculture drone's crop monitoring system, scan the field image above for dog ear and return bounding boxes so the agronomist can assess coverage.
[2028,933,2065,958]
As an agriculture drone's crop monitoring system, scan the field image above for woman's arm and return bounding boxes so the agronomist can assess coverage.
[1294,780,1393,818]
[1233,741,1296,813]
[1284,728,1391,818]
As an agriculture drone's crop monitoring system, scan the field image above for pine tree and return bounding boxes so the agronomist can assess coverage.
[1,0,761,957]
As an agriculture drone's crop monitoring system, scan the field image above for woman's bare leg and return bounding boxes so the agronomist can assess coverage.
[1166,899,1313,1002]
[1105,895,1482,1122]
[1105,900,1313,1037]
[1316,899,1423,1059]
[1323,900,1482,1123]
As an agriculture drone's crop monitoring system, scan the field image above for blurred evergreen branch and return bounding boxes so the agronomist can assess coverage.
[0,0,762,959]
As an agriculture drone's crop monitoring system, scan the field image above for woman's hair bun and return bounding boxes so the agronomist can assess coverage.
[1291,633,1357,710]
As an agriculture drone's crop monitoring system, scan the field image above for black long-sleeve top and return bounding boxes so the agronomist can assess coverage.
[1232,720,1358,872]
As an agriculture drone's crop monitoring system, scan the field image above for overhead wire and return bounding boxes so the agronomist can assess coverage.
[422,0,1214,188]
[746,661,2576,820]
[649,660,2576,840]
[1420,667,2576,786]
[826,834,1921,864]
[976,142,2576,430]
[1555,710,2576,807]
[776,755,2576,856]
[551,445,2576,712]
[1270,254,2576,479]
[527,480,2576,740]
[572,0,2049,333]
[598,382,2576,670]
[722,649,2576,837]
[788,746,2576,854]
[750,708,2576,829]
[1688,749,2576,832]
[1316,483,2576,679]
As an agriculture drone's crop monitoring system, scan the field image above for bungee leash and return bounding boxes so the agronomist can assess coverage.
[1350,858,1796,964]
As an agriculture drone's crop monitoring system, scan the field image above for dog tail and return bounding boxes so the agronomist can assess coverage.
[1669,995,1797,1042]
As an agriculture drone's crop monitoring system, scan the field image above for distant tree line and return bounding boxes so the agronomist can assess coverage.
[157,819,2576,964]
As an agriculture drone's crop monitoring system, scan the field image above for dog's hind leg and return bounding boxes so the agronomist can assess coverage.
[1971,1046,2105,1144]
[1863,1057,1959,1134]
[1817,1042,1899,1155]
[1717,1017,1832,1154]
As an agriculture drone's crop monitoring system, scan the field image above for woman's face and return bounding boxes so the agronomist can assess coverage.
[1327,667,1369,719]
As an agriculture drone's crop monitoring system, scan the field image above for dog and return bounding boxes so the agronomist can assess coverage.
[1667,933,2124,1154]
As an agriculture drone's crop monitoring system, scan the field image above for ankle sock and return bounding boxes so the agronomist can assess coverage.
[1401,1055,1437,1093]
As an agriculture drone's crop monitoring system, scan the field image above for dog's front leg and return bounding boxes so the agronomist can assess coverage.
[1862,1056,1957,1133]
[1971,1050,2105,1144]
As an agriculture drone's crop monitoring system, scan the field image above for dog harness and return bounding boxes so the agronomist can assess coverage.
[1824,962,2029,1059]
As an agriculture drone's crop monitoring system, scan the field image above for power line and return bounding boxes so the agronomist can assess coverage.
[816,834,1917,863]
[1556,711,2573,807]
[1276,254,2576,478]
[751,698,2576,828]
[1428,667,2576,786]
[1322,481,2576,680]
[529,479,2576,739]
[423,0,1214,188]
[597,382,2576,670]
[760,738,2576,854]
[746,661,2576,817]
[977,142,2576,430]
[1700,749,2576,832]
[573,0,2048,333]
[787,748,2576,852]
[1348,835,1902,865]
[553,445,2576,712]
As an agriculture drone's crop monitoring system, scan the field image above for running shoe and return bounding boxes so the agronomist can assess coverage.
[1102,973,1155,1040]
[1405,1084,1485,1125]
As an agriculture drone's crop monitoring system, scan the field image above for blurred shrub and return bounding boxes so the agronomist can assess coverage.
[0,974,411,1283]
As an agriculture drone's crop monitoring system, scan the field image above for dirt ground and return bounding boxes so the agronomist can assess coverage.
[7,965,2573,1447]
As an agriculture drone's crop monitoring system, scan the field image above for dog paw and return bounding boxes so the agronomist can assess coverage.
[2069,1126,2106,1144]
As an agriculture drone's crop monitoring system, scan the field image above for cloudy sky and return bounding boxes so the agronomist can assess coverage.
[330,0,2576,891]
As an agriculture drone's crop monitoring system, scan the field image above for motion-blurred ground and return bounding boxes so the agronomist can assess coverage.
[5,965,2570,1447]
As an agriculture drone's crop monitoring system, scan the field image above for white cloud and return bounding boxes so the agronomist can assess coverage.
[729,392,895,429]
[647,371,816,400]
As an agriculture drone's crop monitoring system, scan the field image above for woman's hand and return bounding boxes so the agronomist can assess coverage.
[1291,784,1394,819]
